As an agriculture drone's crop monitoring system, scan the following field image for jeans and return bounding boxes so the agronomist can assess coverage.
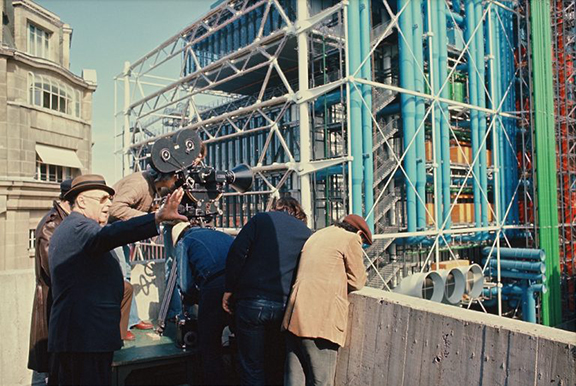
[197,275,229,385]
[235,298,286,386]
[284,332,339,386]
[31,370,48,386]
[163,224,182,319]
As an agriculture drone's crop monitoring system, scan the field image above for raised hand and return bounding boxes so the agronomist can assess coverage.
[155,188,188,224]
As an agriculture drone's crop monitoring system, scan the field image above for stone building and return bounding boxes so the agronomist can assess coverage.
[0,0,96,271]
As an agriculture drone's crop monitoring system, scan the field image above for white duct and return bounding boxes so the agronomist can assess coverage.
[457,264,484,298]
[394,271,444,302]
[438,268,466,304]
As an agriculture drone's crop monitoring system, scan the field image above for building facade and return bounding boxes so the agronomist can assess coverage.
[0,0,96,271]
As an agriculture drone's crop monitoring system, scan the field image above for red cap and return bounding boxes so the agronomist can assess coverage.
[342,214,373,245]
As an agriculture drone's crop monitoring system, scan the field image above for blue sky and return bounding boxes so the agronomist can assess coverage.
[35,0,212,184]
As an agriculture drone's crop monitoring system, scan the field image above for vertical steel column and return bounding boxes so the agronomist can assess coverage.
[123,61,132,177]
[297,0,312,224]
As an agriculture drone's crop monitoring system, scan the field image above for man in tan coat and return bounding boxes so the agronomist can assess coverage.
[282,214,371,386]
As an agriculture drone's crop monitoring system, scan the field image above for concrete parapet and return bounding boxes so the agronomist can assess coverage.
[336,287,576,386]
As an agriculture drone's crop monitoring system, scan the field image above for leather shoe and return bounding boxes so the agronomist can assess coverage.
[123,331,136,341]
[132,321,154,330]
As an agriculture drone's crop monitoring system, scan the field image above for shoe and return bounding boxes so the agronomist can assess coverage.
[132,321,154,330]
[124,331,136,341]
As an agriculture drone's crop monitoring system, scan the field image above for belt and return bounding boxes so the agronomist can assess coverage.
[202,269,225,285]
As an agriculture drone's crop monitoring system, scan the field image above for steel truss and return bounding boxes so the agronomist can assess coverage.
[115,0,545,321]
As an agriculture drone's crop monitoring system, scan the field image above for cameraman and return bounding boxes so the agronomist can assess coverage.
[108,168,178,332]
[172,219,234,385]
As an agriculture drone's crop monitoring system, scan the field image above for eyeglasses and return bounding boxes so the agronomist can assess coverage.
[83,195,112,204]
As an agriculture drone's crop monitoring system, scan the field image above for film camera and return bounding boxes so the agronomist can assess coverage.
[148,128,253,222]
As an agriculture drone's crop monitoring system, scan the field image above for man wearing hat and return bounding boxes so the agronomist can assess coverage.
[281,214,371,386]
[28,179,72,386]
[47,174,187,385]
[172,220,234,385]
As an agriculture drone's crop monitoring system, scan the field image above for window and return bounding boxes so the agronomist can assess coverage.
[28,73,82,118]
[28,229,36,254]
[28,23,50,59]
[35,158,78,183]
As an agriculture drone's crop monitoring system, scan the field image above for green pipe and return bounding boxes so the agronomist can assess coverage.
[530,0,561,326]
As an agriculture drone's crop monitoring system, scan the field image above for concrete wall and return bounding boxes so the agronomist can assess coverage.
[0,269,35,386]
[336,287,576,386]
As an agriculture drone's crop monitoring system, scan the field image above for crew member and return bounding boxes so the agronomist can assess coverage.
[108,168,178,330]
[47,174,186,385]
[282,214,371,386]
[172,219,234,385]
[223,197,312,385]
[28,179,72,386]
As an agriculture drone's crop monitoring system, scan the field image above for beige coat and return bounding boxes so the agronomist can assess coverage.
[282,226,366,347]
[109,171,157,222]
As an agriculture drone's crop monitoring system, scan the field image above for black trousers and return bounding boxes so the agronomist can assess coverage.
[48,351,114,386]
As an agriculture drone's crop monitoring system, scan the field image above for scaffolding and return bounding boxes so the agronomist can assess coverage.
[114,0,571,326]
[552,0,576,324]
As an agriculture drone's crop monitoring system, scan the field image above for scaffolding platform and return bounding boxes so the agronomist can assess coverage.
[111,324,199,386]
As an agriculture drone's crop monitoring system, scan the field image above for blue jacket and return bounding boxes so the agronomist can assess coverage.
[176,227,233,295]
[225,212,312,303]
[48,212,159,353]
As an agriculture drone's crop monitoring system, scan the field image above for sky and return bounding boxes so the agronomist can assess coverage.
[35,0,213,184]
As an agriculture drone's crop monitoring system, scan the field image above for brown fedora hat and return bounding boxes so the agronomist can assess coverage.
[342,214,373,245]
[64,174,115,200]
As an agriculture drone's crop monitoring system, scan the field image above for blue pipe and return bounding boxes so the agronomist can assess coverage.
[360,0,374,232]
[398,0,417,233]
[377,103,401,116]
[482,259,546,273]
[486,268,546,282]
[429,0,444,228]
[464,0,481,228]
[412,0,427,230]
[347,1,364,217]
[314,90,344,112]
[453,0,464,13]
[523,283,545,323]
[481,247,546,261]
[448,11,465,27]
[438,0,452,230]
[474,0,488,228]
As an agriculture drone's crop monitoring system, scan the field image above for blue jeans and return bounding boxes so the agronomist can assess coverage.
[235,298,286,386]
[163,224,182,319]
[284,332,339,386]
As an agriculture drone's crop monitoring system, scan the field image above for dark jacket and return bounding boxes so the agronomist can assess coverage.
[28,201,68,372]
[176,227,233,295]
[225,211,312,303]
[48,212,159,353]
